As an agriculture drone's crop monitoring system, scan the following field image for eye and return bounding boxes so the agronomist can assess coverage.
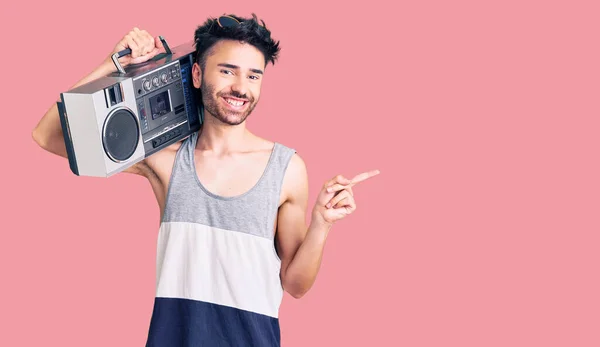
[249,75,260,80]
[221,69,233,75]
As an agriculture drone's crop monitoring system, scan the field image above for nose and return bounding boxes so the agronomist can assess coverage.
[230,75,249,98]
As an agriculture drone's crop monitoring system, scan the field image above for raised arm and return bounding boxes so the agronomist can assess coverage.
[32,28,165,176]
[32,62,116,159]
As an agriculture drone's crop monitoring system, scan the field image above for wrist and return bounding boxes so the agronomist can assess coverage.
[311,210,333,231]
[99,57,118,74]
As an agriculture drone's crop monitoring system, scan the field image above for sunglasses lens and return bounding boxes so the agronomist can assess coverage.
[218,16,239,28]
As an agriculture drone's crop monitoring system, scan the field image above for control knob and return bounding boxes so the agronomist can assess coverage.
[143,79,152,91]
[161,73,168,83]
[152,77,159,87]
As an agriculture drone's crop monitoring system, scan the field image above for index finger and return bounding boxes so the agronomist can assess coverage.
[350,169,380,185]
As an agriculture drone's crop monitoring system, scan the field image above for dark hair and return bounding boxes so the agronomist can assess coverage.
[193,13,281,71]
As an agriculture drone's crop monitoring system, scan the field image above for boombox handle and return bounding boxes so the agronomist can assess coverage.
[110,36,173,74]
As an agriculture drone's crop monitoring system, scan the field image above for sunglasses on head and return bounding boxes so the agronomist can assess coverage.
[216,15,265,29]
[217,15,242,28]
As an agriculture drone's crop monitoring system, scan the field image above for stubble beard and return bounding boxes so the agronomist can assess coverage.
[199,78,258,126]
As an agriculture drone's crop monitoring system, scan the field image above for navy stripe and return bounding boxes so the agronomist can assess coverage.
[145,298,281,347]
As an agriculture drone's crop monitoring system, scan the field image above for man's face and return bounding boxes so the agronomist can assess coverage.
[192,40,266,126]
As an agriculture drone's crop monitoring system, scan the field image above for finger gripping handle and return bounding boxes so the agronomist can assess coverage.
[117,48,132,57]
[110,36,172,74]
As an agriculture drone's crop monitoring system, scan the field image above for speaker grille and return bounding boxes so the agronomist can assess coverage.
[103,108,139,162]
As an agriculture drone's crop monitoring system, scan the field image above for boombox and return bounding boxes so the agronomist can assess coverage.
[57,37,203,177]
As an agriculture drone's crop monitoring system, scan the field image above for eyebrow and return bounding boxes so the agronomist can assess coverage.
[218,63,263,75]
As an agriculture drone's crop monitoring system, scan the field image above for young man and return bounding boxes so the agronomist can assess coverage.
[32,13,379,347]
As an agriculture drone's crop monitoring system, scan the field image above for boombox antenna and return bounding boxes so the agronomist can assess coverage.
[111,35,173,74]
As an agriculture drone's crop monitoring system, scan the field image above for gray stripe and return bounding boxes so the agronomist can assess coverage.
[162,132,296,239]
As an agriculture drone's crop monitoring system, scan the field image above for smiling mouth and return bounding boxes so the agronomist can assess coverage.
[223,97,248,107]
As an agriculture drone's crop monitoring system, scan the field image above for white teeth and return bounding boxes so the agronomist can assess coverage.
[225,98,244,107]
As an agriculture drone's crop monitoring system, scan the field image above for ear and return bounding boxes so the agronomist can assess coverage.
[192,62,202,89]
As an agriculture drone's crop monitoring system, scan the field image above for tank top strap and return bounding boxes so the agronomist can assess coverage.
[261,141,297,232]
[262,142,297,197]
[176,132,198,178]
[161,132,198,223]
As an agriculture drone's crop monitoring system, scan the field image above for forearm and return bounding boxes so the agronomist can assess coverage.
[282,215,332,298]
[32,59,116,154]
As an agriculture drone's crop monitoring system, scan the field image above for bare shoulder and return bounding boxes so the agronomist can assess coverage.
[258,137,307,186]
[281,151,309,204]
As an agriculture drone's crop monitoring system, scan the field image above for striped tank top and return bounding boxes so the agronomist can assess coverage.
[145,131,297,347]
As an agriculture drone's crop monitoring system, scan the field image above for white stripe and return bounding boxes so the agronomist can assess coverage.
[155,222,284,318]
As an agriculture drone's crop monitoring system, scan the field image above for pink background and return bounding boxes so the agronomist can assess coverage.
[2,0,599,346]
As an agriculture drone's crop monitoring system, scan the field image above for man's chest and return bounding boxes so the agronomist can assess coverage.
[194,152,272,198]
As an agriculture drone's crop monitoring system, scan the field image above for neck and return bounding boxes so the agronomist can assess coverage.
[196,111,251,154]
